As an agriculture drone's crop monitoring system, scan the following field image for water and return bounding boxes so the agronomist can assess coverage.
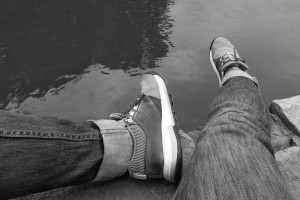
[1,0,300,131]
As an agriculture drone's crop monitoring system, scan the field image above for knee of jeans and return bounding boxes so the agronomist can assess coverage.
[204,112,274,155]
[210,107,270,132]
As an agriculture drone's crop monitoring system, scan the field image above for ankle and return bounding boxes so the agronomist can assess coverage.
[89,119,133,182]
[221,68,257,87]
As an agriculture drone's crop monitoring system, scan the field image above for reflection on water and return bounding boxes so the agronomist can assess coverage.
[1,0,300,131]
[0,0,173,109]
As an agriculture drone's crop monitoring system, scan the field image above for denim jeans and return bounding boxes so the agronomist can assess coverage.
[0,113,104,199]
[0,77,293,199]
[173,77,293,200]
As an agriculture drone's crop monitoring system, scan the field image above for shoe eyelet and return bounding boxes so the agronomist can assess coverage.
[123,117,134,125]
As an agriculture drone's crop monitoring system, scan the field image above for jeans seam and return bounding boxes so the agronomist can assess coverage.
[0,129,101,141]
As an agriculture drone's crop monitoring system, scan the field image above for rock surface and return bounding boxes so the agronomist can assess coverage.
[270,95,300,137]
[270,96,300,199]
[275,147,300,200]
[270,113,294,152]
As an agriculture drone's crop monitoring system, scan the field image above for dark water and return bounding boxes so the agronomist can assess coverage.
[1,0,300,131]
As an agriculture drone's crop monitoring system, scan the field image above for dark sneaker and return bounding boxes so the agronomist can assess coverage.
[209,37,249,85]
[110,72,182,182]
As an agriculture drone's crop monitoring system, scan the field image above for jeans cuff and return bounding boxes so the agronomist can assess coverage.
[89,119,133,181]
[221,69,258,88]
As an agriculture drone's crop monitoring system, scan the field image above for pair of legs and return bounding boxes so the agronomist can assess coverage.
[0,38,293,199]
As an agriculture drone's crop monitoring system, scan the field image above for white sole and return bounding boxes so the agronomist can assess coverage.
[209,49,222,87]
[153,75,178,182]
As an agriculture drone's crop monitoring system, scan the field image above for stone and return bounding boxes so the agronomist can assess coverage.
[270,95,300,137]
[179,130,195,176]
[292,135,300,146]
[275,147,300,200]
[185,126,204,143]
[16,177,176,200]
[270,113,294,152]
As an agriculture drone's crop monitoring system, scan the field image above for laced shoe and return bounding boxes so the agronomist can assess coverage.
[209,37,249,85]
[110,72,182,182]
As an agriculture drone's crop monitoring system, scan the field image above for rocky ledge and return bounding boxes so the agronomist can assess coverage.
[16,95,300,200]
[270,95,300,199]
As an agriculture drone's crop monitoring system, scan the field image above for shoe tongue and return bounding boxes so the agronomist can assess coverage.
[224,65,241,74]
[216,52,241,71]
[230,64,241,69]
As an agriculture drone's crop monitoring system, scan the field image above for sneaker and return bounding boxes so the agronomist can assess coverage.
[209,37,249,85]
[110,72,182,182]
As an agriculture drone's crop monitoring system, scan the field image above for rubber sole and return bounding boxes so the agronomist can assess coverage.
[152,74,181,182]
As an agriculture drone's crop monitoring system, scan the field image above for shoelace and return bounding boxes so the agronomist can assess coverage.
[217,53,245,71]
[216,49,247,79]
[110,94,145,120]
